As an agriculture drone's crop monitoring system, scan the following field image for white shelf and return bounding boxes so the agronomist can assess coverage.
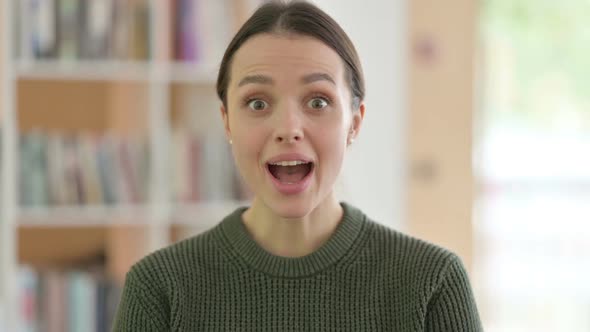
[18,204,152,227]
[14,201,250,228]
[16,60,151,82]
[168,62,219,84]
[14,60,218,83]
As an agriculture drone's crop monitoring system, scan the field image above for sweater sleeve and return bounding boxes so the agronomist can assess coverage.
[111,268,169,332]
[425,255,483,332]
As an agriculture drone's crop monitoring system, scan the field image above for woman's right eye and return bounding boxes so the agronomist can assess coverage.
[247,99,268,111]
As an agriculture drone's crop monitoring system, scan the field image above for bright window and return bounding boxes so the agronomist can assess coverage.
[476,1,590,331]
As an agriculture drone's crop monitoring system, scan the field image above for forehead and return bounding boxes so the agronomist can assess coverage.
[230,33,346,86]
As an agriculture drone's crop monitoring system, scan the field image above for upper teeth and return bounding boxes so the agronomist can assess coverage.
[270,160,308,166]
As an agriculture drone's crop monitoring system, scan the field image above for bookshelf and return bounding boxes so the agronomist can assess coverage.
[0,0,260,331]
[15,60,219,83]
[1,0,17,330]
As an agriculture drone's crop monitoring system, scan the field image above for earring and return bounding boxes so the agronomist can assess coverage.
[348,129,355,146]
[229,139,233,145]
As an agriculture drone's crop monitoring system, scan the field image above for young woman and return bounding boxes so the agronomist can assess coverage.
[113,2,483,331]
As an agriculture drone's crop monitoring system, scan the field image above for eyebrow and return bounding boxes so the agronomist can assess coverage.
[238,74,274,87]
[301,72,335,85]
[237,72,336,88]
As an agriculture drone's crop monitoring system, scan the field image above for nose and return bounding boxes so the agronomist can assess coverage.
[273,103,304,144]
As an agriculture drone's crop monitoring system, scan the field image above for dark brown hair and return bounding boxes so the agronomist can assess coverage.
[216,0,365,110]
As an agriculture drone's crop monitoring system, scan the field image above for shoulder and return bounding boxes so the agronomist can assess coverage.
[361,218,462,293]
[366,219,456,264]
[125,226,222,293]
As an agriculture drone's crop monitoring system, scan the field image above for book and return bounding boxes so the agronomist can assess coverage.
[170,129,248,203]
[111,1,132,60]
[171,128,190,202]
[130,0,151,60]
[46,133,68,205]
[31,0,58,59]
[96,135,119,205]
[19,131,152,207]
[77,134,104,205]
[18,0,153,61]
[16,266,124,332]
[18,266,39,332]
[57,0,81,60]
[43,270,67,332]
[19,130,49,207]
[17,0,262,62]
[68,271,97,332]
[79,0,114,59]
[175,0,201,62]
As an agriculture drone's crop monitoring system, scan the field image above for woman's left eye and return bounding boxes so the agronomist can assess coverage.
[307,97,329,109]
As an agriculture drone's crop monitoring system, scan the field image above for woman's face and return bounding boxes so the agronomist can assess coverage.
[221,33,364,218]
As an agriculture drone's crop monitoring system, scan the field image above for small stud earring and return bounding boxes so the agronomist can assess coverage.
[348,138,354,145]
[229,139,233,145]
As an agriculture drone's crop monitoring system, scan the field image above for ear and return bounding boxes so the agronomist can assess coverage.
[220,104,232,142]
[348,102,365,142]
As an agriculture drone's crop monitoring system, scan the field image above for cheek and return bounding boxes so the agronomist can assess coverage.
[314,125,347,166]
[230,138,261,189]
[314,117,347,144]
[229,118,265,163]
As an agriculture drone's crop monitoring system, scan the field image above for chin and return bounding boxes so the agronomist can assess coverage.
[263,196,315,220]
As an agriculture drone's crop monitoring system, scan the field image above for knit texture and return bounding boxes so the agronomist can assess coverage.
[113,202,483,331]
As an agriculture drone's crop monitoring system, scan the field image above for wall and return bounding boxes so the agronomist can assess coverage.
[0,0,7,306]
[0,0,3,125]
[313,0,476,271]
[407,0,476,270]
[312,0,408,229]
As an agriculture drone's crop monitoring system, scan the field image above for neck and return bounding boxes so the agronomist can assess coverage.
[242,194,343,258]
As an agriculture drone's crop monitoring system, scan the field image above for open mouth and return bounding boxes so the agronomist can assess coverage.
[267,161,314,184]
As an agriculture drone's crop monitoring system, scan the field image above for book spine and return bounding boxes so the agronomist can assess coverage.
[19,132,152,207]
[188,134,202,202]
[80,0,113,59]
[56,0,80,60]
[18,268,120,332]
[18,266,39,332]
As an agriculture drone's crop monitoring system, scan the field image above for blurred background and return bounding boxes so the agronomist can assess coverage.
[1,0,589,331]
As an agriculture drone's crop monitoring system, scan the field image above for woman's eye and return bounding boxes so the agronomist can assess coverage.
[308,97,329,109]
[247,99,268,111]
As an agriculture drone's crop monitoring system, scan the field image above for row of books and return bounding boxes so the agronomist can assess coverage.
[172,0,260,64]
[19,265,122,332]
[171,129,251,203]
[17,0,261,63]
[19,130,249,207]
[19,131,150,207]
[17,0,150,61]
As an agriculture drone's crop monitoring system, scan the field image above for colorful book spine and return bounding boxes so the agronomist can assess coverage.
[19,132,151,207]
[18,0,151,61]
[18,266,123,332]
[17,0,263,62]
[18,130,248,208]
[169,130,247,202]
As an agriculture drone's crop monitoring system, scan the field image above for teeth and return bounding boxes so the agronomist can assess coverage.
[270,160,308,166]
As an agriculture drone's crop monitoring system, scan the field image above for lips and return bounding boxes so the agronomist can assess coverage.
[264,153,315,195]
[265,153,313,165]
[267,162,313,182]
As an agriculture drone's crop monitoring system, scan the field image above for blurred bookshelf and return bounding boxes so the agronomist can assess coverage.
[0,0,260,331]
[15,60,219,83]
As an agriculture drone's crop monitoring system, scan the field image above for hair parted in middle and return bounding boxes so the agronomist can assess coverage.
[216,0,365,111]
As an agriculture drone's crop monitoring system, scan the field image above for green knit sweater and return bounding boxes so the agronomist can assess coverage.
[113,202,483,331]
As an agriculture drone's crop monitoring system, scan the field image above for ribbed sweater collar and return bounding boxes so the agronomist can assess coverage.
[218,202,368,278]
